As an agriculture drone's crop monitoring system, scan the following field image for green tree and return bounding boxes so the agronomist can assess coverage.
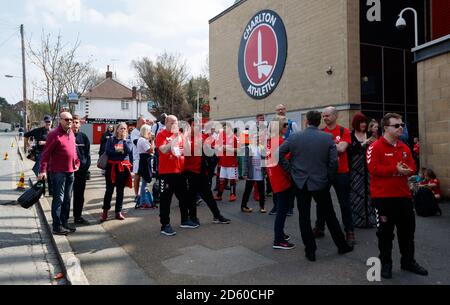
[134,52,190,118]
[0,97,21,125]
[28,101,52,127]
[184,75,209,114]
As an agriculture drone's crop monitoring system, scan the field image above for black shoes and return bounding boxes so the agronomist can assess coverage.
[381,263,393,279]
[338,244,354,255]
[74,217,89,225]
[305,252,316,262]
[62,223,76,233]
[213,215,231,224]
[53,226,69,236]
[381,261,428,279]
[401,261,429,276]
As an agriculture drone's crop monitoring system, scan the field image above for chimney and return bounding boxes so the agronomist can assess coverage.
[132,86,137,100]
[106,65,113,79]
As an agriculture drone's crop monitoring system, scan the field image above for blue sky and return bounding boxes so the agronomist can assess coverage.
[0,0,235,104]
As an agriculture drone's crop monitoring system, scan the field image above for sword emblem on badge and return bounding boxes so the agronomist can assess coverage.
[253,30,273,79]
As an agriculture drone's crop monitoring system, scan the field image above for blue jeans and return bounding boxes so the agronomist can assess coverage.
[32,153,41,177]
[51,172,74,230]
[139,178,153,206]
[274,188,295,242]
[315,173,354,233]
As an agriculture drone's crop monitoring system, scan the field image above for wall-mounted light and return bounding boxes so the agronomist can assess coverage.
[395,7,419,48]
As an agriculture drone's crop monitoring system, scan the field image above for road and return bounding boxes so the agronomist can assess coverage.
[0,132,64,285]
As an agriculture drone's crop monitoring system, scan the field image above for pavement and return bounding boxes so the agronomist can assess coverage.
[62,145,450,285]
[2,133,450,285]
[0,132,64,285]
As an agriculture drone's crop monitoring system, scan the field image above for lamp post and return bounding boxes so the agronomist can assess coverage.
[396,7,419,48]
[4,74,27,130]
[196,88,201,122]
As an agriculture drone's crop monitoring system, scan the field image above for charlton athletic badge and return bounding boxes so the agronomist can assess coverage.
[238,10,287,100]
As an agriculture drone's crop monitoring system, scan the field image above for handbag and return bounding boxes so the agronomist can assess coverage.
[97,152,108,170]
[27,147,36,161]
[18,180,46,209]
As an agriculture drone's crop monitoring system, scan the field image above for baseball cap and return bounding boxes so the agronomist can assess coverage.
[43,115,52,122]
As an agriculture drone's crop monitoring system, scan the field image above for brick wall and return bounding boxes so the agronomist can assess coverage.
[417,52,450,198]
[209,0,360,126]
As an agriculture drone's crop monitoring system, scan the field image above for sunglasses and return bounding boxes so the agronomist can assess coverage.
[45,121,52,124]
[388,123,405,129]
[62,118,73,122]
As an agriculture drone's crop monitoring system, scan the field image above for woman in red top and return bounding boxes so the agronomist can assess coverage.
[419,169,441,200]
[267,116,295,250]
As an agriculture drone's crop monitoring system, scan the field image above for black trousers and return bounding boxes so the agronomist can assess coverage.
[103,164,129,213]
[372,198,416,265]
[295,184,347,254]
[159,173,190,228]
[185,171,221,219]
[73,170,88,219]
[242,180,265,208]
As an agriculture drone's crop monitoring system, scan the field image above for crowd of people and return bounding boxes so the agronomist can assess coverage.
[24,103,441,280]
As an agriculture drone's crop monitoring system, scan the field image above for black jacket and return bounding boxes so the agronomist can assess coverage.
[99,131,113,156]
[75,131,91,172]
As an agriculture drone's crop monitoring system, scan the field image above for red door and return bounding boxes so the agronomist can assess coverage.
[93,124,106,145]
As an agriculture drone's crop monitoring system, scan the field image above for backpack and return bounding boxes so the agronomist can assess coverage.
[284,120,294,139]
[414,187,442,217]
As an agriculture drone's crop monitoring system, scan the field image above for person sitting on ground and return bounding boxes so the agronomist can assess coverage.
[409,167,426,194]
[419,169,441,200]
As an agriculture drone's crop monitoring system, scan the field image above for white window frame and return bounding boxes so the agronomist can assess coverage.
[121,100,130,110]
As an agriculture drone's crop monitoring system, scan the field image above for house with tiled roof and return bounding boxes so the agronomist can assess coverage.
[75,66,156,144]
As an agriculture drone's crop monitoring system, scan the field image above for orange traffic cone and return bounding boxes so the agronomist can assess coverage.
[17,172,26,190]
[3,153,8,160]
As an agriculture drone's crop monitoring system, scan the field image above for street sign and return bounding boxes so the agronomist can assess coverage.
[147,100,157,113]
[68,92,79,102]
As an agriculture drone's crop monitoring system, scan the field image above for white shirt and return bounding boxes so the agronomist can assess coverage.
[137,137,151,155]
[131,128,141,160]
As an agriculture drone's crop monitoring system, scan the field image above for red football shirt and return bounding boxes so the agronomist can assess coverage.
[266,136,292,193]
[218,132,238,168]
[156,129,185,174]
[184,134,206,174]
[323,125,352,174]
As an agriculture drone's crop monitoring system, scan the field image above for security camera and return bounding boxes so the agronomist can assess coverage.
[326,66,333,75]
[396,17,407,30]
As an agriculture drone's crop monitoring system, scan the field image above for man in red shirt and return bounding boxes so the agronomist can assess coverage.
[313,107,355,244]
[367,113,428,279]
[214,123,239,202]
[38,112,80,236]
[156,115,198,236]
[184,118,231,225]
